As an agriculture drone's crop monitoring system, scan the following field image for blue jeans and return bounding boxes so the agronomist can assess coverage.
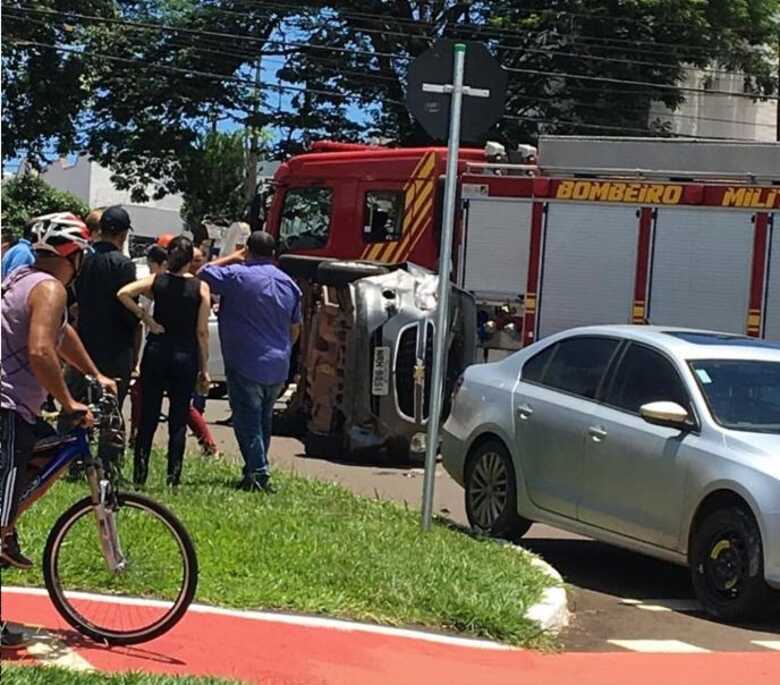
[225,368,283,479]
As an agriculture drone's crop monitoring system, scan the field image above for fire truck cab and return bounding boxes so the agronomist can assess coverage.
[264,137,780,350]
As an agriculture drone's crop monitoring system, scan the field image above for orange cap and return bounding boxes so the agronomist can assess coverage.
[156,233,175,248]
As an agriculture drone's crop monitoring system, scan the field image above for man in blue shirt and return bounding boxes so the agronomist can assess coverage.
[1,223,35,280]
[199,231,301,492]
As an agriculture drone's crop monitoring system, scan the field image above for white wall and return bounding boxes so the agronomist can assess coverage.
[650,70,777,141]
[39,156,185,239]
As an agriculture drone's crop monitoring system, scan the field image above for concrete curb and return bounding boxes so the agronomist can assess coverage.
[524,554,570,633]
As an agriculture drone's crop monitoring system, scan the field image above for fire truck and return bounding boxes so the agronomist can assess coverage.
[261,136,780,352]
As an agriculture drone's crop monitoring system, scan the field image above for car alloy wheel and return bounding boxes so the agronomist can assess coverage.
[703,533,747,601]
[469,450,510,530]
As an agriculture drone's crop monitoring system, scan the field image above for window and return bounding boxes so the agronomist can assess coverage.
[690,359,780,433]
[606,344,689,414]
[542,337,620,400]
[363,191,404,243]
[522,344,556,383]
[279,187,332,251]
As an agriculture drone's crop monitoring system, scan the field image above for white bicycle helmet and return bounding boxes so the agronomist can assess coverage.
[30,212,90,257]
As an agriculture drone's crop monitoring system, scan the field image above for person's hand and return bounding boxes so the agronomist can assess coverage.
[96,373,118,397]
[232,247,247,263]
[142,313,165,335]
[197,370,211,396]
[62,399,95,427]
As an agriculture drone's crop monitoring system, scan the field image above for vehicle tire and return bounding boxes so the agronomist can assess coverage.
[316,261,389,287]
[43,493,198,645]
[279,254,334,280]
[464,439,532,540]
[690,505,778,622]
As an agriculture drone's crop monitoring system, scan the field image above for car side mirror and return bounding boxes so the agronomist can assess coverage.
[639,401,691,430]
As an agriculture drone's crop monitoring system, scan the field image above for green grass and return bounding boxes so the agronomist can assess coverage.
[5,451,552,646]
[2,665,242,685]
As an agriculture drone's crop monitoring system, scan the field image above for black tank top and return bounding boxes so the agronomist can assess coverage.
[150,273,201,348]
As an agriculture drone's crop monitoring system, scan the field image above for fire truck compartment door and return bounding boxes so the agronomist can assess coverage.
[537,204,638,339]
[461,197,532,299]
[764,215,779,341]
[648,208,753,334]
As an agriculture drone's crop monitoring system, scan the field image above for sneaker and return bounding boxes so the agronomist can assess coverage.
[0,530,33,570]
[0,625,30,650]
[255,474,276,494]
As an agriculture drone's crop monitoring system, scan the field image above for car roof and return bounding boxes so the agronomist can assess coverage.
[549,325,780,361]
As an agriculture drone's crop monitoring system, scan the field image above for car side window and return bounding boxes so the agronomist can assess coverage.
[540,337,620,400]
[363,191,404,243]
[279,187,333,251]
[522,344,556,383]
[606,343,689,414]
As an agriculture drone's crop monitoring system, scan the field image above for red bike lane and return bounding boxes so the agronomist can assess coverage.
[2,588,778,685]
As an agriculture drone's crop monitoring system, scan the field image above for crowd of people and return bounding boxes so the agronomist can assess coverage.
[0,205,302,645]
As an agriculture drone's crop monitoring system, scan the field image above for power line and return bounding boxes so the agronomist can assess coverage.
[10,38,767,142]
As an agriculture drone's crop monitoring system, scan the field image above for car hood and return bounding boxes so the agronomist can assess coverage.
[724,432,780,458]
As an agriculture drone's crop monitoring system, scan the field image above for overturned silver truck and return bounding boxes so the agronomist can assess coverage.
[275,256,477,464]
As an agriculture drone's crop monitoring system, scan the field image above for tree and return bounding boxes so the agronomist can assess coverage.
[276,1,780,147]
[179,130,260,230]
[0,172,90,239]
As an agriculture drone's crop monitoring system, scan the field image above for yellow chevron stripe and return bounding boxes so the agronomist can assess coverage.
[403,152,436,192]
[386,198,433,263]
[399,214,433,262]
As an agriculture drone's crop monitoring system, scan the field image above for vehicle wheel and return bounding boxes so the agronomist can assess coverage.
[316,261,389,287]
[464,440,532,540]
[279,254,334,280]
[43,493,198,645]
[690,505,778,622]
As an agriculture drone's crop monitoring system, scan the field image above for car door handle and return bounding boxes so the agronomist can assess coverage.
[588,425,608,441]
[516,404,534,420]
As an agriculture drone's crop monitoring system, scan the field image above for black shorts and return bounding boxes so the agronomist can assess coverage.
[0,409,37,529]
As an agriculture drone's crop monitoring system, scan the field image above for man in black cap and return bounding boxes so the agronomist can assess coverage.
[70,205,138,467]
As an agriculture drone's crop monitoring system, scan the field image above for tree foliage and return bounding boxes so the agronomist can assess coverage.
[3,1,778,197]
[1,172,90,238]
[179,130,256,229]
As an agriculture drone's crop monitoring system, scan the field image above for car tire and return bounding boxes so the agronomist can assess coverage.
[464,439,532,540]
[316,261,389,287]
[690,505,779,622]
[278,255,334,280]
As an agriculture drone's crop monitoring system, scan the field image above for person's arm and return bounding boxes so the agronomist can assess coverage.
[196,280,211,383]
[117,275,165,335]
[58,324,118,396]
[27,281,92,419]
[197,248,244,296]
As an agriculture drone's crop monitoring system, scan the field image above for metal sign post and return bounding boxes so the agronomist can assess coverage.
[420,43,473,530]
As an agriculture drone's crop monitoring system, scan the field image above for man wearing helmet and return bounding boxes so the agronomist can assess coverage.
[0,212,117,648]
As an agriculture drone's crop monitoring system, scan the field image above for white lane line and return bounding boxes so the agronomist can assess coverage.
[2,586,515,652]
[619,598,701,612]
[751,641,780,651]
[608,640,710,654]
[24,631,95,672]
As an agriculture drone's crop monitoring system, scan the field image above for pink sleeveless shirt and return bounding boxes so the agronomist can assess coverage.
[1,267,65,423]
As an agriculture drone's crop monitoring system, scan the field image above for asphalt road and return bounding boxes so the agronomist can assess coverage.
[161,397,779,654]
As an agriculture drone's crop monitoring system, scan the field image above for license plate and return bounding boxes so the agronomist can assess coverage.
[372,346,391,396]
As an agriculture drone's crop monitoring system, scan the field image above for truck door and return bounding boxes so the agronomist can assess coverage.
[537,204,639,338]
[648,208,754,333]
[764,214,779,340]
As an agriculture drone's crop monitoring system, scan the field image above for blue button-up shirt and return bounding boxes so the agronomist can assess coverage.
[199,259,302,385]
[1,239,35,280]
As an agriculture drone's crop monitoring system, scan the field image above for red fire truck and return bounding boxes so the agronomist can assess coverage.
[262,136,780,351]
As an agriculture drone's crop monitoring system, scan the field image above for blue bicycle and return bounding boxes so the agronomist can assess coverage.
[17,378,198,645]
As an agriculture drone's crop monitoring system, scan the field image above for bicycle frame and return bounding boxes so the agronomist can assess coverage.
[18,426,127,574]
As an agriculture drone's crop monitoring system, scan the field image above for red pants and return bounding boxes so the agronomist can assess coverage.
[130,378,216,452]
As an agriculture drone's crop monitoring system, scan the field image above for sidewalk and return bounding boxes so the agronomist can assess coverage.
[3,588,778,685]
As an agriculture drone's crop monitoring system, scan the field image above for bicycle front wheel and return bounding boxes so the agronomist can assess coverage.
[43,493,198,645]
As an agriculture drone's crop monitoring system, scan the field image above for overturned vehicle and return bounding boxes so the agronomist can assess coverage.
[276,256,477,464]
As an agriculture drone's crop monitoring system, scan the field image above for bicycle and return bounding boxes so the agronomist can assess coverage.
[12,377,198,645]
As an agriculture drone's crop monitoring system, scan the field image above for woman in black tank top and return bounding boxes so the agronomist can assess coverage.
[118,237,211,486]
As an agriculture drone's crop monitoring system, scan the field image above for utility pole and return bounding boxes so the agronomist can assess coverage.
[246,57,262,203]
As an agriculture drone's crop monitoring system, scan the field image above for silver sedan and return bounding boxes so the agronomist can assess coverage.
[442,326,780,621]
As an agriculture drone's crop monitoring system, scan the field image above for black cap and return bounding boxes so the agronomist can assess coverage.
[100,205,133,234]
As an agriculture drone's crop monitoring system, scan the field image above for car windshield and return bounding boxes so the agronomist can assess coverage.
[689,359,780,433]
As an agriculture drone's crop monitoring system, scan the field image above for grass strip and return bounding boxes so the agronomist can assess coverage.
[5,451,552,646]
[2,664,242,685]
